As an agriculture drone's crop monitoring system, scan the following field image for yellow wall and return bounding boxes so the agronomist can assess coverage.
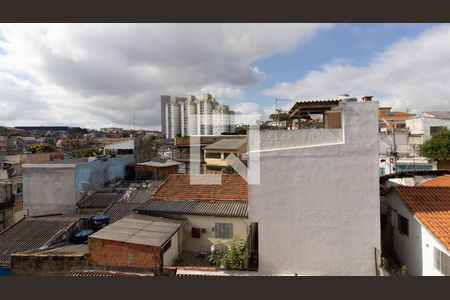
[180,215,249,253]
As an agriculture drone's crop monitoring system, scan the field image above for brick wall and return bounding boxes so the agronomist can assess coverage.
[11,254,88,276]
[89,237,162,269]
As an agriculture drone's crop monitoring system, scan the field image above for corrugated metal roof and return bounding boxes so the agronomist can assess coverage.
[90,214,184,247]
[137,160,180,167]
[17,244,89,256]
[0,215,80,268]
[204,138,247,151]
[423,111,450,119]
[77,192,124,208]
[101,182,163,223]
[137,200,248,217]
[66,269,154,276]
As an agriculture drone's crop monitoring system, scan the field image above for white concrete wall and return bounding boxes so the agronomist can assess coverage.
[180,215,249,253]
[421,226,449,276]
[22,166,77,216]
[22,155,133,216]
[163,230,181,266]
[249,101,381,275]
[384,192,423,275]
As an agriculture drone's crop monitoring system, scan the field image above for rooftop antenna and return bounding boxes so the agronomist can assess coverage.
[133,112,136,130]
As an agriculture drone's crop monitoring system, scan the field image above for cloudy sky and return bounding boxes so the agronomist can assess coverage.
[0,23,449,130]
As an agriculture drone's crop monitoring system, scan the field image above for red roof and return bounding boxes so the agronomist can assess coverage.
[152,174,248,202]
[379,111,415,122]
[394,187,450,250]
[419,175,450,187]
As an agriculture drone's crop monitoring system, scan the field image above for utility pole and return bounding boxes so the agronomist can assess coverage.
[275,99,292,129]
[391,122,398,173]
[133,112,136,131]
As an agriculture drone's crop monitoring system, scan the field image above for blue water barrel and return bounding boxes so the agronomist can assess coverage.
[71,228,94,244]
[91,214,110,229]
[0,268,11,276]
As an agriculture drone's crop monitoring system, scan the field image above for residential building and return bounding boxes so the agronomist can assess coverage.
[161,93,235,139]
[136,174,249,254]
[22,155,134,216]
[249,97,381,275]
[135,159,180,180]
[381,187,449,276]
[88,214,185,269]
[203,138,247,174]
[406,111,450,146]
[173,135,247,174]
[103,137,151,163]
[379,108,416,132]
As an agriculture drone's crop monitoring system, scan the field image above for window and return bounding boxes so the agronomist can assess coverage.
[430,126,445,136]
[215,223,233,239]
[397,214,409,236]
[434,247,449,275]
[206,152,221,159]
[191,227,201,238]
[162,239,172,253]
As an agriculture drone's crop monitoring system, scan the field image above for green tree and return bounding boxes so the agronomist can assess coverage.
[209,237,249,270]
[269,112,289,122]
[70,147,102,158]
[421,127,450,162]
[28,143,54,153]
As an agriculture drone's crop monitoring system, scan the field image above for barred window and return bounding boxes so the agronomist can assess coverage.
[434,247,449,275]
[215,223,233,239]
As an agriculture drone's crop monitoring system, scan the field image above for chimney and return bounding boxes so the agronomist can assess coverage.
[362,96,373,102]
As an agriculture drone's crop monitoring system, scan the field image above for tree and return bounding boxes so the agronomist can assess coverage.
[208,237,249,270]
[421,127,450,162]
[269,112,289,122]
[28,143,54,153]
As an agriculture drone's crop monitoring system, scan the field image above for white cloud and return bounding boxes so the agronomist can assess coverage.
[0,23,331,129]
[264,25,450,113]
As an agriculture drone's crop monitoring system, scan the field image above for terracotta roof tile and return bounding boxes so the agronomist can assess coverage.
[152,174,248,202]
[418,175,450,187]
[394,187,450,251]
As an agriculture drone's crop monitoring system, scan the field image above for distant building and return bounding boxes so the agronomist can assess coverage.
[161,93,235,139]
[203,138,247,174]
[173,135,247,174]
[406,111,450,145]
[381,186,449,276]
[135,159,180,180]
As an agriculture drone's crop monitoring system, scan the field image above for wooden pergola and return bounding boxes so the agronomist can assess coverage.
[288,100,340,129]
